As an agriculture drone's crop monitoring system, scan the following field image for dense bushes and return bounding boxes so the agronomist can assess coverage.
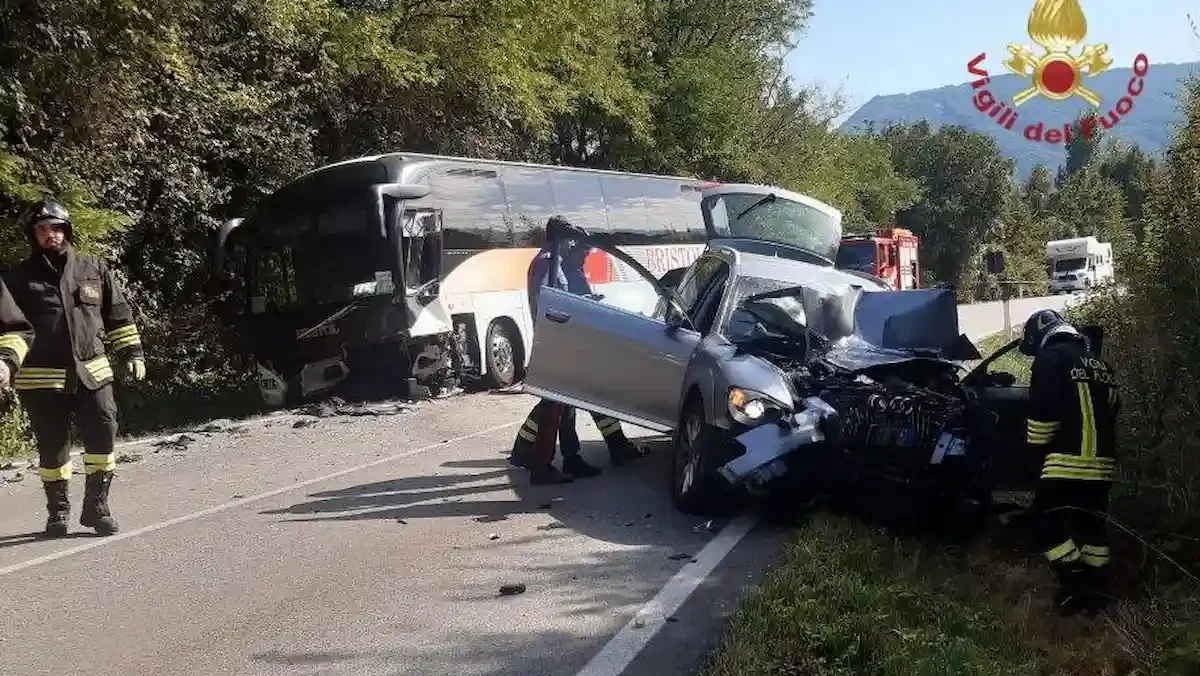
[1069,77,1200,535]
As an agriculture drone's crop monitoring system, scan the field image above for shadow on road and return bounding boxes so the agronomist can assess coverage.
[0,530,97,550]
[260,435,720,548]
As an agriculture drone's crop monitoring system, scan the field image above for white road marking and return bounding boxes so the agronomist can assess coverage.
[575,511,760,676]
[0,420,520,578]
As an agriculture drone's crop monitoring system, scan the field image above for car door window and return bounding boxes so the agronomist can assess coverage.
[690,264,730,334]
[652,254,720,322]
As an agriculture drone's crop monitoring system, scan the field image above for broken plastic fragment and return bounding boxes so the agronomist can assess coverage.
[719,397,835,484]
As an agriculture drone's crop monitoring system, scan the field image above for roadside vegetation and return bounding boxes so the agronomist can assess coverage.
[0,1,1197,672]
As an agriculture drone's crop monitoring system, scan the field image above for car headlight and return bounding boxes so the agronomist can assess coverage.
[728,387,791,426]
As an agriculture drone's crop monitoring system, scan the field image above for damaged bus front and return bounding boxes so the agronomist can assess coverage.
[207,161,452,406]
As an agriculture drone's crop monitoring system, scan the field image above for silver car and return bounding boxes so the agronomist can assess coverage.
[524,230,1043,517]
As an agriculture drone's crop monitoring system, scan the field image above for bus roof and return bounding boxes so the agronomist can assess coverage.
[288,152,719,191]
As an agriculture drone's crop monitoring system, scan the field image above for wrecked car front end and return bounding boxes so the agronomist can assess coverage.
[716,287,993,506]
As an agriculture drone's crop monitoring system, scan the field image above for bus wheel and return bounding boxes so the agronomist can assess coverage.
[485,319,524,389]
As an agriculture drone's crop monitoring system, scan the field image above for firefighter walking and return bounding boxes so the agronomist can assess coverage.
[509,219,647,483]
[1020,309,1119,615]
[3,199,147,537]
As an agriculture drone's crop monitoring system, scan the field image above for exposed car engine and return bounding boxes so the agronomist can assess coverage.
[724,331,992,512]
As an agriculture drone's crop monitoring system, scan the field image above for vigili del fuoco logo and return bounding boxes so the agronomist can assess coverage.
[966,0,1150,145]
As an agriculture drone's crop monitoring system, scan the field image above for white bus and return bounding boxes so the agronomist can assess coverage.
[207,152,844,406]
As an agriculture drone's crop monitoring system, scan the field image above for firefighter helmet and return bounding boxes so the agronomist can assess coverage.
[19,198,73,244]
[1019,308,1080,356]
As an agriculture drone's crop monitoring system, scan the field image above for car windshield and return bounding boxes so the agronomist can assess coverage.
[1054,257,1086,272]
[723,276,834,344]
[703,192,842,261]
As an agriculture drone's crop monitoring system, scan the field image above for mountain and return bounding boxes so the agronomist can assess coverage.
[839,59,1200,179]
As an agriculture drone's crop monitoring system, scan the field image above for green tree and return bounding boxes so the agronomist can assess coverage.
[1056,112,1103,186]
[1022,163,1055,220]
[1098,142,1158,240]
[878,121,1013,288]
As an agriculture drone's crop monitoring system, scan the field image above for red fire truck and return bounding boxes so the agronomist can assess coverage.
[835,227,920,290]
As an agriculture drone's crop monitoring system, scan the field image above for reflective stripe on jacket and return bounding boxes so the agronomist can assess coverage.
[0,278,34,373]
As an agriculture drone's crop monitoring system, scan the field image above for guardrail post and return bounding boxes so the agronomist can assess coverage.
[1001,276,1012,341]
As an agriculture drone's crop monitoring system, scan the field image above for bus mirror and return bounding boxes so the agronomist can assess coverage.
[375,183,431,201]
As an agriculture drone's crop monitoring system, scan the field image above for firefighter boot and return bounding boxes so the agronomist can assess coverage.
[80,471,120,536]
[1078,565,1112,616]
[42,480,70,538]
[1051,563,1087,617]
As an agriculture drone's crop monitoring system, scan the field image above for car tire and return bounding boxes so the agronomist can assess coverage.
[671,398,733,516]
[484,319,524,389]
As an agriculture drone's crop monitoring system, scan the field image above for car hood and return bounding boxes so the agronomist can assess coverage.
[738,285,979,371]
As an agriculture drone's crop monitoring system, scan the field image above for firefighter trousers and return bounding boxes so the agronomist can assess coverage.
[513,401,633,462]
[512,399,566,467]
[557,407,632,457]
[20,384,119,482]
[1030,478,1112,574]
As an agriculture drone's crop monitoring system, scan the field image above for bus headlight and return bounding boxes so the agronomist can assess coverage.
[728,387,790,426]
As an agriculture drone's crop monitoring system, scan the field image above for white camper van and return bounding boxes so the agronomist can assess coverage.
[1046,236,1114,294]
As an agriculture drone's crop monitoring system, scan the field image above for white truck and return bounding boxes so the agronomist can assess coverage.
[1046,236,1114,294]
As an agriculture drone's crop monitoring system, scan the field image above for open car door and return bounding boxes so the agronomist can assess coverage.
[961,337,1039,491]
[523,227,704,433]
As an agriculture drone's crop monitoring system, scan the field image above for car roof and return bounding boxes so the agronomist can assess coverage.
[729,249,889,292]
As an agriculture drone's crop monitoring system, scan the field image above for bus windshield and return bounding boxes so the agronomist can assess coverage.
[245,198,396,312]
[703,192,842,262]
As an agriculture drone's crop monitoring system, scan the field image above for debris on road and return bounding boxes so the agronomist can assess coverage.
[298,396,416,419]
[488,533,501,540]
[0,461,15,471]
[499,583,526,596]
[117,453,143,463]
[693,520,715,533]
[2,471,24,483]
[537,522,567,531]
[537,502,553,509]
[474,515,507,523]
[633,617,647,629]
[668,553,691,561]
[396,518,408,525]
[293,419,318,429]
[153,434,196,451]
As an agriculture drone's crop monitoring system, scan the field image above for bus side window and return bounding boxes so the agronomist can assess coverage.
[550,173,607,234]
[641,181,682,244]
[503,168,556,245]
[602,176,649,243]
[429,169,506,250]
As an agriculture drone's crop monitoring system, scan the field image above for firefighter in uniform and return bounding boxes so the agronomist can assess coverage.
[0,277,35,401]
[3,199,147,537]
[509,219,646,483]
[1020,309,1119,615]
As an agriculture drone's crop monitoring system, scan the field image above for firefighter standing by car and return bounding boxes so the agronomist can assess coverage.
[3,199,147,537]
[1020,308,1119,615]
[509,217,647,483]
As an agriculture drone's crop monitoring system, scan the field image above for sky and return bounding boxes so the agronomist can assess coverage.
[784,0,1200,124]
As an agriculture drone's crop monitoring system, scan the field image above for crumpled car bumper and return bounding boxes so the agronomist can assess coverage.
[718,397,838,485]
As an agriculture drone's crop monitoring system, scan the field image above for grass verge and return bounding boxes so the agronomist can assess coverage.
[700,334,1200,676]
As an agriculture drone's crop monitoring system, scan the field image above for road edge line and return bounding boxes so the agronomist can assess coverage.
[574,511,761,676]
[0,420,520,578]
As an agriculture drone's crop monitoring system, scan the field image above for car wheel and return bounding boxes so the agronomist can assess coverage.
[484,319,524,389]
[671,398,731,516]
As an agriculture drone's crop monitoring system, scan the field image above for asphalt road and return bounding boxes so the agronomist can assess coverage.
[0,294,1079,676]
